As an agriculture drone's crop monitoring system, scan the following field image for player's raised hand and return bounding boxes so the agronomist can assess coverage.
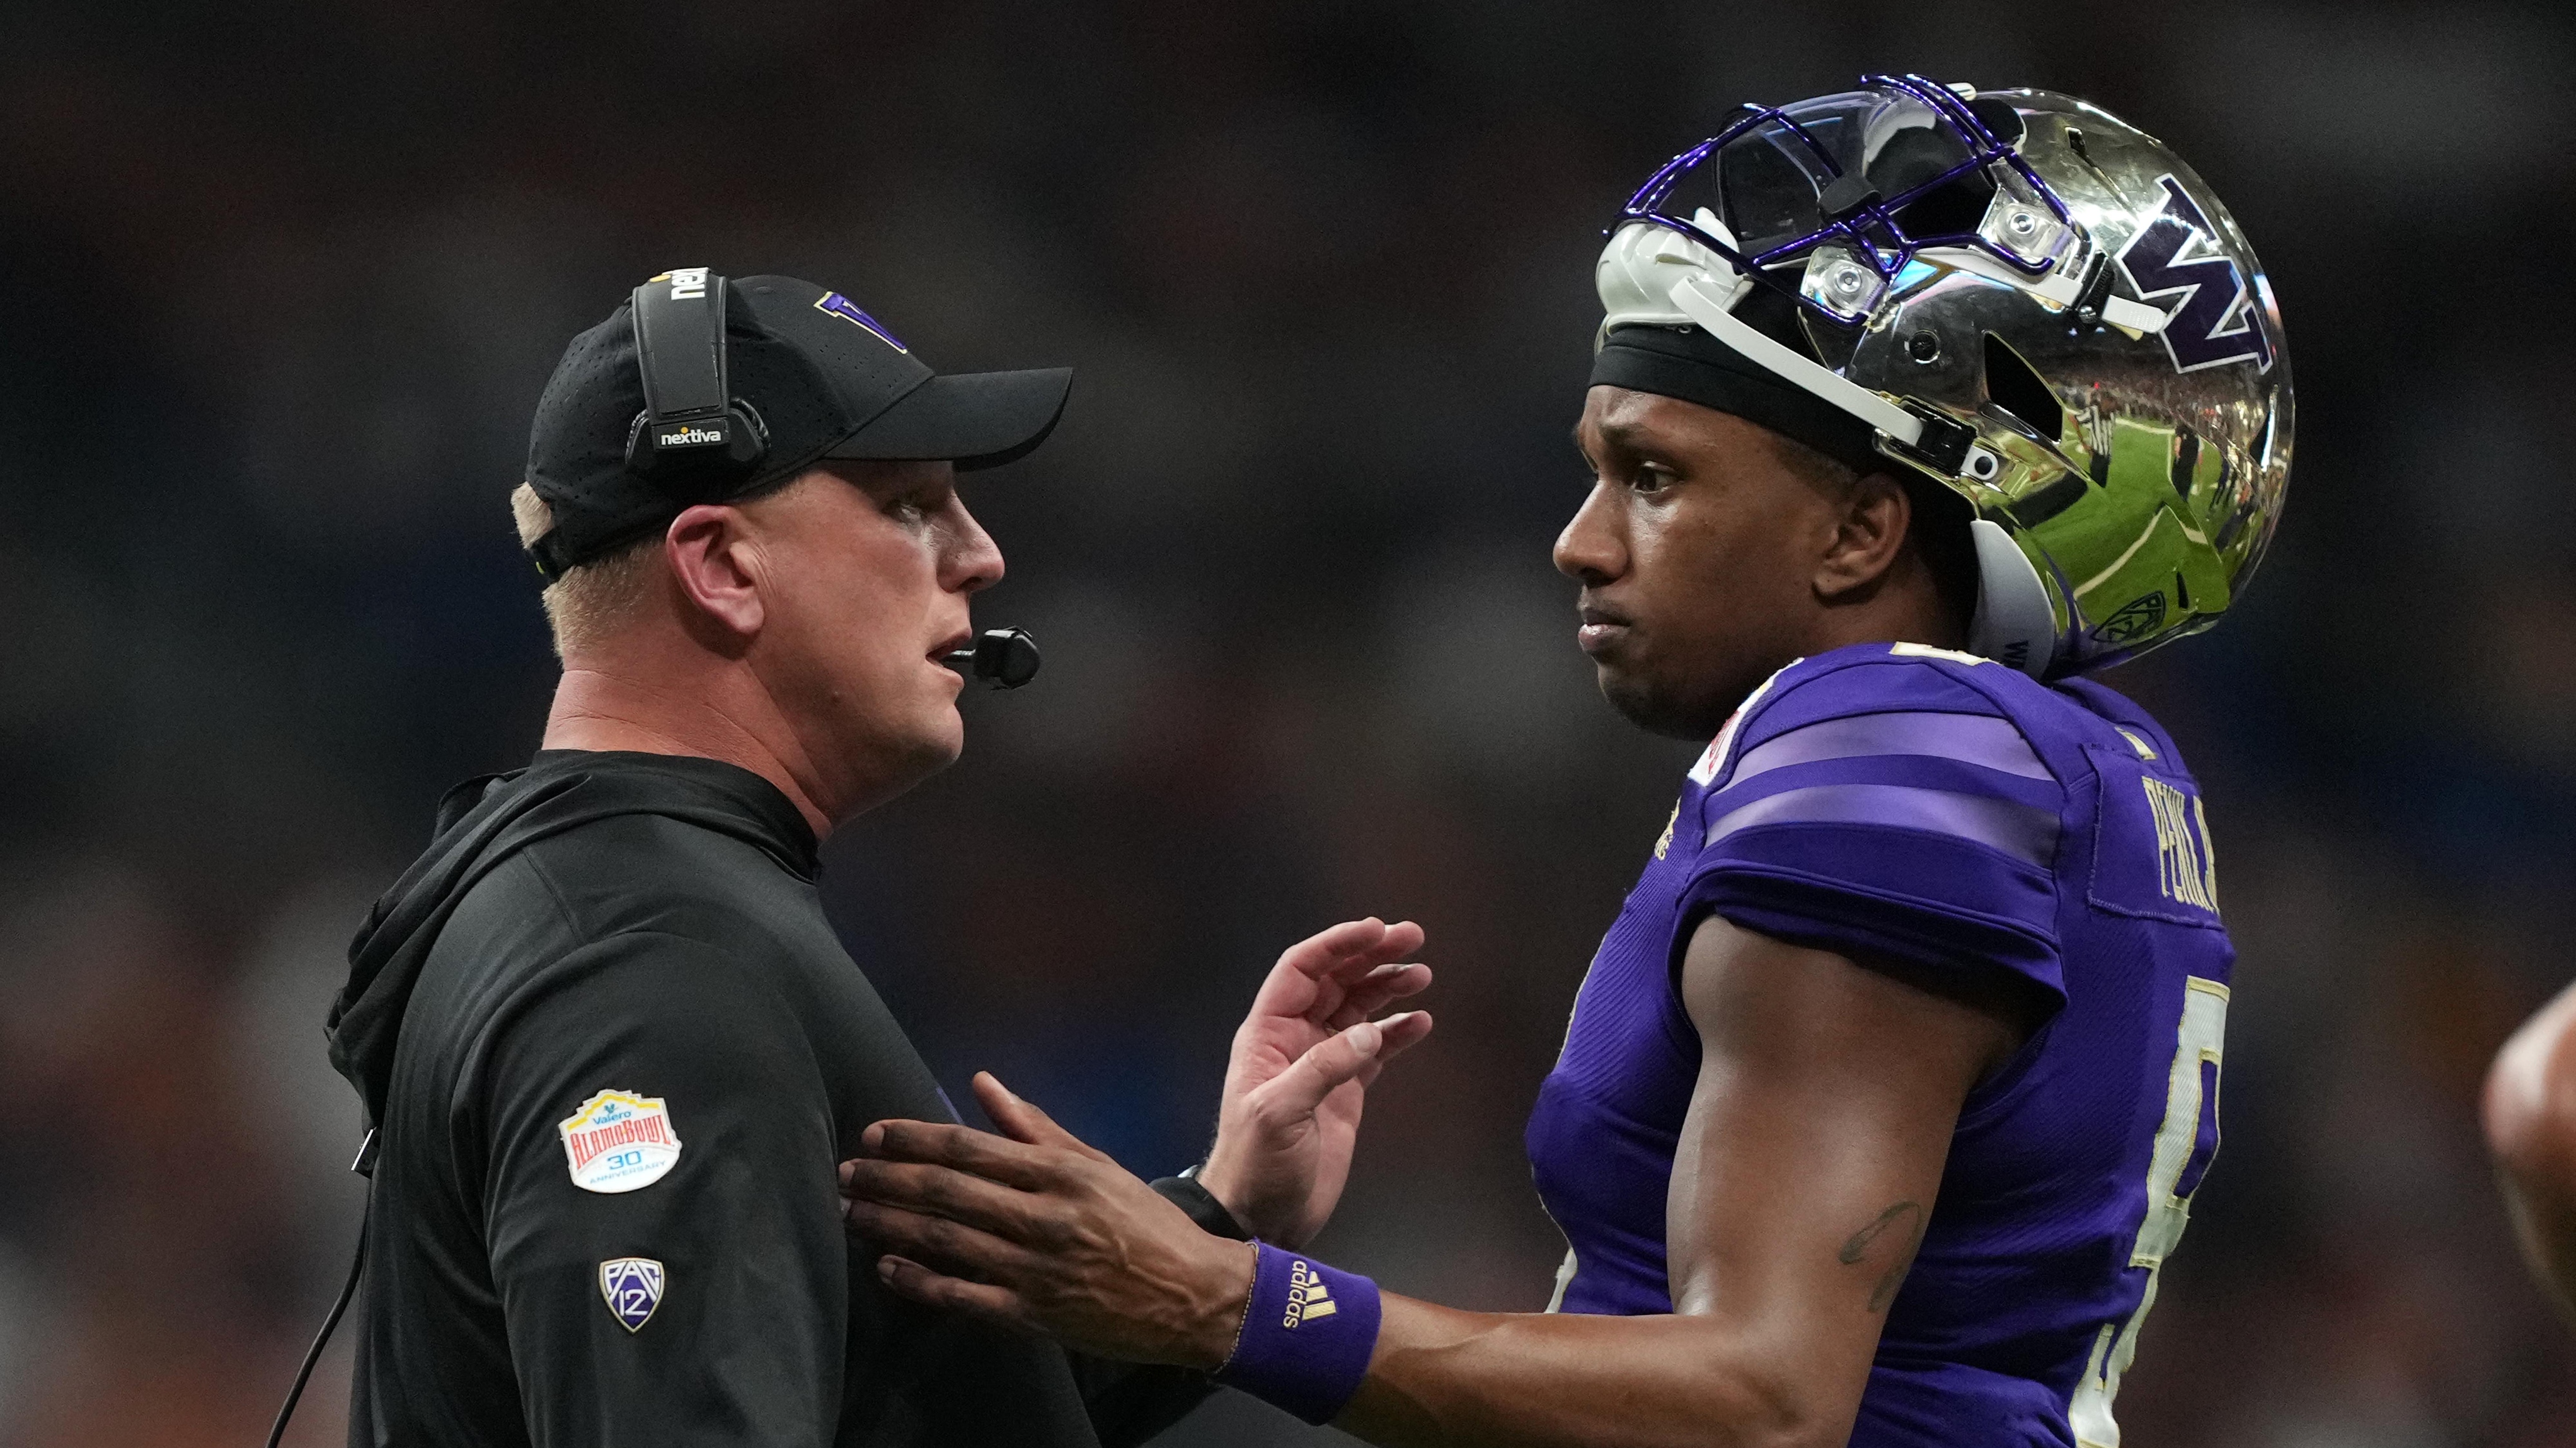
[1196,917,1434,1248]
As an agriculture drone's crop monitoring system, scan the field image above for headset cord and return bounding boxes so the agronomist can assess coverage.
[266,1143,372,1448]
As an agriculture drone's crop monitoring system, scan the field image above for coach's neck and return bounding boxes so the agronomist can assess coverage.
[527,472,991,842]
[544,649,841,840]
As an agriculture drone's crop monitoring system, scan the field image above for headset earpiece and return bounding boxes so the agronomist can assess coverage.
[623,399,769,485]
[623,267,770,490]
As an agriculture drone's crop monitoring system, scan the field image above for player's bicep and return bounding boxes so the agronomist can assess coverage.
[1662,913,2015,1415]
[477,934,842,1448]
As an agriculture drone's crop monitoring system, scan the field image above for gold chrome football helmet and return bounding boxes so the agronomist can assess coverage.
[1596,75,2290,679]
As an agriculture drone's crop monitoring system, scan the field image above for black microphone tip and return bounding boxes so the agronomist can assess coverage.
[946,628,1040,689]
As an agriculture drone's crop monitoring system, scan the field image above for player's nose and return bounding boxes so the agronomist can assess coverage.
[1553,482,1626,585]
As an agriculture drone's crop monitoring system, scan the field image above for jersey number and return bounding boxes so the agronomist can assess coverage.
[2067,976,2227,1448]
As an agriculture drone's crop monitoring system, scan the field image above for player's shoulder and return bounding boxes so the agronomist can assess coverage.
[2049,675,2199,783]
[1689,642,2187,794]
[1676,643,2079,994]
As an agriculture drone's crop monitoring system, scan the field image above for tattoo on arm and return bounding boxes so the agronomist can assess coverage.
[1837,1201,1926,1313]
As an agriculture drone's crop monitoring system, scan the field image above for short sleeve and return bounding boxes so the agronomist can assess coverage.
[469,931,844,1448]
[1677,662,2068,1008]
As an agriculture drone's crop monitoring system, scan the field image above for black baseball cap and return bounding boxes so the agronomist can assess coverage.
[522,272,1071,576]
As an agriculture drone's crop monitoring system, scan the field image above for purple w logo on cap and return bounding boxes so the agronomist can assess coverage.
[815,292,908,353]
[2115,176,2274,376]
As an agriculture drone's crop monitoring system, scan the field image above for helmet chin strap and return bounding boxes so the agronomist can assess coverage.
[1662,270,2059,679]
[1667,273,1928,446]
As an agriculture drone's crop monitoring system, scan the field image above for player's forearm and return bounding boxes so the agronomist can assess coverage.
[1334,1295,1850,1448]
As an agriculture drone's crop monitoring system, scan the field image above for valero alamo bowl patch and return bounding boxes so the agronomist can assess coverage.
[559,1089,682,1193]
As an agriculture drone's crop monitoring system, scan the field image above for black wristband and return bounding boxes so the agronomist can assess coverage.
[1151,1175,1253,1241]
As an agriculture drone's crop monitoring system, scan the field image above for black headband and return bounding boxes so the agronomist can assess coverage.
[1589,321,1883,475]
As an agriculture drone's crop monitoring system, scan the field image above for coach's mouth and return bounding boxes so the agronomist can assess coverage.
[1577,603,1633,658]
[930,629,976,668]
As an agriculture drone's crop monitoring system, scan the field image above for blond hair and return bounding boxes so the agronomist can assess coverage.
[510,483,657,658]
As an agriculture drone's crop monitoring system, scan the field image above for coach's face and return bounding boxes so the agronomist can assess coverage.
[1557,386,1842,739]
[742,460,1002,815]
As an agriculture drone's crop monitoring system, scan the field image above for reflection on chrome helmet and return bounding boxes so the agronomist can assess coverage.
[1596,74,2290,679]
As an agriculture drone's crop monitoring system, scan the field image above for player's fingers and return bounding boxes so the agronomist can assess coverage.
[973,1073,1118,1166]
[845,1198,1045,1284]
[861,1118,1066,1190]
[875,1255,1033,1329]
[839,1159,1047,1240]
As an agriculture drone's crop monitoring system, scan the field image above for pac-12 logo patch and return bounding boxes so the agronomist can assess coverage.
[558,1089,682,1193]
[599,1257,665,1333]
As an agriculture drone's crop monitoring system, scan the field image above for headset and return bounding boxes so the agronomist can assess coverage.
[623,267,771,489]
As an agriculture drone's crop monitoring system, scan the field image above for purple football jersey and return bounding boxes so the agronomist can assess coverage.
[1525,642,2231,1447]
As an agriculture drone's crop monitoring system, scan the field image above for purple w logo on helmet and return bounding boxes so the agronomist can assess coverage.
[2116,176,2275,375]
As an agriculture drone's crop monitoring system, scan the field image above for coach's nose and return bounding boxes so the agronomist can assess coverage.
[943,498,1004,595]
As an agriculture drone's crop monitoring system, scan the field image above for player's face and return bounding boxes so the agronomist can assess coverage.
[1558,386,1846,738]
[744,461,1001,813]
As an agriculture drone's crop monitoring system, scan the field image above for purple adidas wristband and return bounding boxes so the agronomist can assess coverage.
[1212,1242,1383,1425]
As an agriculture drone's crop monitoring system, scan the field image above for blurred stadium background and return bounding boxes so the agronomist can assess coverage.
[5,1,2575,1443]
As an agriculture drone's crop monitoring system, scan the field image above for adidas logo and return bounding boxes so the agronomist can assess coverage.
[1282,1259,1338,1328]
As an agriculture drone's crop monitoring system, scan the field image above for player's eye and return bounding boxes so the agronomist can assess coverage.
[1629,463,1678,495]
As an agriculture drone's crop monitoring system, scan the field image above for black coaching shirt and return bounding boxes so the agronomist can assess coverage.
[326,751,1217,1447]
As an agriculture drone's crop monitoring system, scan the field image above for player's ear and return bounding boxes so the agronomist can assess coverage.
[664,504,766,650]
[1813,470,1911,603]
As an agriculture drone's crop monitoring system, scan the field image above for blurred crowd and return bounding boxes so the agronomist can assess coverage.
[4,1,2575,1443]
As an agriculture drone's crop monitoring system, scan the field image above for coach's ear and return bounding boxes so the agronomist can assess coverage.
[1814,470,1912,603]
[664,504,766,649]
